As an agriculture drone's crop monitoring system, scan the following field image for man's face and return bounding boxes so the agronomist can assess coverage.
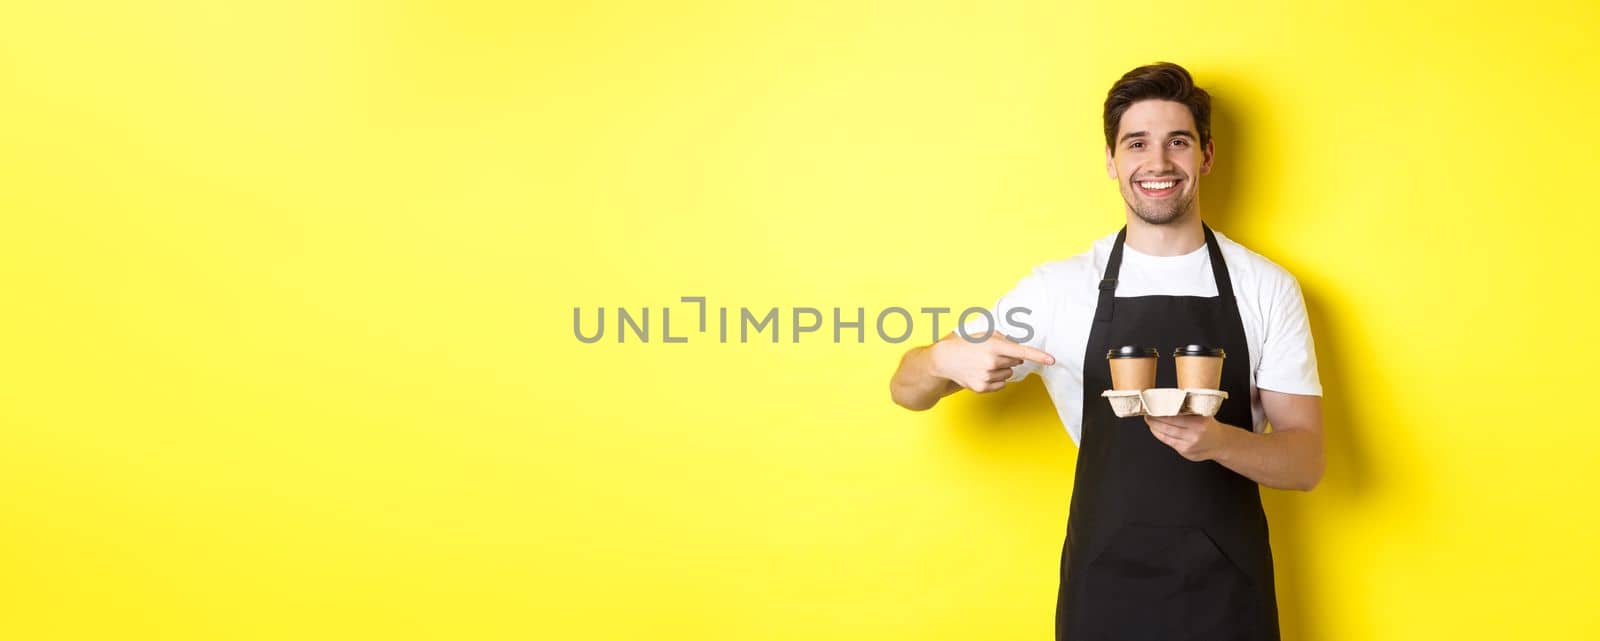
[1105,99,1214,225]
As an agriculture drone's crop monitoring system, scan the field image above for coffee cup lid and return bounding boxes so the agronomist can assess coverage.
[1106,345,1159,359]
[1173,345,1226,358]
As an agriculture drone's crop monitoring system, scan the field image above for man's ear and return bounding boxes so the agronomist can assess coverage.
[1199,138,1215,176]
[1105,147,1116,179]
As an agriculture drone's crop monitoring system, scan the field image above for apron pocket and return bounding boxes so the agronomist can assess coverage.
[1176,527,1259,641]
[1079,523,1186,640]
[1079,524,1259,641]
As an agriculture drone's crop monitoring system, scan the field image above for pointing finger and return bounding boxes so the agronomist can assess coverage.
[997,341,1056,366]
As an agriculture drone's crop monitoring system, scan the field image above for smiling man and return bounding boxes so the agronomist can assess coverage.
[889,62,1324,640]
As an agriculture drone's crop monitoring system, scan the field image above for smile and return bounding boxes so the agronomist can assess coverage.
[1135,178,1182,198]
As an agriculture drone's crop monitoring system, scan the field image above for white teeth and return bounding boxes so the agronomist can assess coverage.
[1138,180,1176,190]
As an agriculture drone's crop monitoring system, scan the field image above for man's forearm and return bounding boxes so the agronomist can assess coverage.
[890,345,959,410]
[1211,425,1324,491]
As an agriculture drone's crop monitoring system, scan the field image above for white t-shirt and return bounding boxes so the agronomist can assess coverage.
[959,229,1322,446]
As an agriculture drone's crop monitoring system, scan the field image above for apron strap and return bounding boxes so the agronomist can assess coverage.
[1094,227,1128,323]
[1201,223,1235,304]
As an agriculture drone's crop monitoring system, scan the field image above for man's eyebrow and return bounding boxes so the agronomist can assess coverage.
[1118,129,1197,144]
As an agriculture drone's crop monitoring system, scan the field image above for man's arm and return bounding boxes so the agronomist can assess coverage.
[1144,390,1324,491]
[1213,390,1324,490]
[890,332,1056,411]
[889,343,963,411]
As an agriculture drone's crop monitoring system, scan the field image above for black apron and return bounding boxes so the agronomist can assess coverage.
[1055,225,1279,641]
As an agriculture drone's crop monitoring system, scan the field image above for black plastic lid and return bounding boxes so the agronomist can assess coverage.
[1173,345,1226,358]
[1106,345,1159,359]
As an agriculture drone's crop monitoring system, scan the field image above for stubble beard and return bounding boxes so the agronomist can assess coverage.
[1124,181,1195,226]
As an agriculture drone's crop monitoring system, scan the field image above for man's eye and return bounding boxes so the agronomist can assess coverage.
[1171,139,1188,147]
[1129,142,1144,149]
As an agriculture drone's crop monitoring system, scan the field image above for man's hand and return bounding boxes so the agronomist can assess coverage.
[929,331,1056,393]
[1143,392,1325,490]
[1144,414,1237,462]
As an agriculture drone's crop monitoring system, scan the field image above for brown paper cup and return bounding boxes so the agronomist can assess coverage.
[1173,345,1225,390]
[1107,346,1158,390]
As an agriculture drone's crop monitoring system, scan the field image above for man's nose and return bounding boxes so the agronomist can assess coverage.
[1144,154,1176,175]
[1153,146,1177,169]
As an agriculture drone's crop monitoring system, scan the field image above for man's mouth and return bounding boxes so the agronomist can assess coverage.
[1134,178,1182,198]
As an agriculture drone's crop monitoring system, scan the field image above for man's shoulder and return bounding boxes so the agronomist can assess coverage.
[1213,230,1301,292]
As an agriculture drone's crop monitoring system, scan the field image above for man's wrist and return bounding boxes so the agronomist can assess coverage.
[1208,418,1248,463]
[925,340,950,381]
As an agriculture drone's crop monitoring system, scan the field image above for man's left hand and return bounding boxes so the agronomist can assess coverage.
[1144,414,1236,462]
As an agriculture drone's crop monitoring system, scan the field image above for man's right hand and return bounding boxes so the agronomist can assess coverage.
[929,331,1056,393]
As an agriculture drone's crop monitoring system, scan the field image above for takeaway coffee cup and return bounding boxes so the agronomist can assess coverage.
[1173,345,1226,390]
[1106,346,1159,390]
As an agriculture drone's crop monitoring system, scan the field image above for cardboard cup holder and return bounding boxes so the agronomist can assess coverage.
[1100,388,1229,418]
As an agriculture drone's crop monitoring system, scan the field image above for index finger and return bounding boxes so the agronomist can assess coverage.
[991,338,1056,366]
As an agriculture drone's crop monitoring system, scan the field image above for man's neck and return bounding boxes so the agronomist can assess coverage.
[1123,210,1205,256]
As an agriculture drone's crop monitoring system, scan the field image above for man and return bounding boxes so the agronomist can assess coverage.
[888,62,1324,640]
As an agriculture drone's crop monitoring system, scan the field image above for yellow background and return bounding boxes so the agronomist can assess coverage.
[3,1,1597,639]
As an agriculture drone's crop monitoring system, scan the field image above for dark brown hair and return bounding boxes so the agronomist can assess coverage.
[1103,62,1211,151]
